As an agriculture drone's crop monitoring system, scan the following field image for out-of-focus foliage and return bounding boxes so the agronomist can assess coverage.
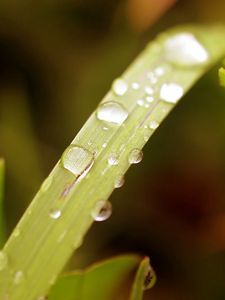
[219,67,225,87]
[1,0,225,299]
[49,255,151,300]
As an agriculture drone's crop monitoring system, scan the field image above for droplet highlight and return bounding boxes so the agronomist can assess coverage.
[164,32,209,66]
[91,201,112,222]
[149,120,159,130]
[112,78,128,96]
[96,101,128,125]
[128,149,143,164]
[0,251,8,271]
[62,145,94,176]
[114,175,125,188]
[160,83,183,103]
[49,209,61,220]
[108,153,119,166]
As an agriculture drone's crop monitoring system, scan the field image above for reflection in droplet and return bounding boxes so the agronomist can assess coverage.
[128,149,143,164]
[96,101,128,125]
[114,175,125,188]
[144,86,154,95]
[149,120,159,130]
[112,78,128,96]
[62,145,94,176]
[164,32,209,66]
[137,99,144,106]
[91,201,112,221]
[160,83,183,103]
[131,82,140,90]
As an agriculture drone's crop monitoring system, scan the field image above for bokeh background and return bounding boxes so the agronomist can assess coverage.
[1,0,225,299]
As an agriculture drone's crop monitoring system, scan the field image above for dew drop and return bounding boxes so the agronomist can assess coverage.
[143,265,156,290]
[102,142,107,148]
[96,101,128,125]
[137,99,144,106]
[91,201,112,222]
[144,86,154,95]
[41,176,53,193]
[49,209,61,220]
[108,153,119,166]
[147,72,157,84]
[112,78,128,96]
[128,149,143,164]
[146,96,154,103]
[103,126,109,131]
[0,251,8,271]
[164,32,209,66]
[114,175,125,188]
[62,145,94,176]
[160,83,183,103]
[131,82,140,90]
[149,120,159,130]
[154,66,165,77]
[13,270,24,285]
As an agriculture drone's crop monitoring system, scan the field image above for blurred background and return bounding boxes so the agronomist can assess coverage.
[0,0,225,299]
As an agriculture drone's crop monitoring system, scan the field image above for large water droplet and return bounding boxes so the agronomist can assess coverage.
[62,145,94,176]
[143,265,156,290]
[128,149,143,164]
[96,101,128,125]
[91,201,112,221]
[112,78,128,96]
[13,270,24,285]
[114,175,125,188]
[0,251,8,271]
[49,209,61,220]
[160,83,183,103]
[164,32,209,66]
[108,153,119,166]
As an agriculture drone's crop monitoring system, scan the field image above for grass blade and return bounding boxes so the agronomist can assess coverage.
[0,25,225,300]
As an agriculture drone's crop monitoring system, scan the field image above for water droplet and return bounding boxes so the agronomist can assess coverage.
[147,72,157,84]
[144,86,154,95]
[154,66,165,77]
[160,83,183,103]
[108,153,119,166]
[41,176,53,193]
[62,145,94,176]
[131,82,140,90]
[0,251,8,271]
[143,265,156,290]
[103,126,109,131]
[137,99,144,106]
[91,201,112,222]
[128,149,143,164]
[102,142,107,148]
[164,32,209,66]
[96,101,128,125]
[145,103,150,108]
[149,120,159,130]
[13,270,24,285]
[146,96,154,103]
[112,78,128,96]
[114,175,125,188]
[49,209,61,220]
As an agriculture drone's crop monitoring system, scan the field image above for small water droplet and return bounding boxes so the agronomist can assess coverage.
[146,96,154,103]
[108,153,119,166]
[137,99,144,106]
[13,270,24,285]
[149,120,159,130]
[164,32,209,66]
[112,78,128,96]
[147,72,157,84]
[96,101,128,125]
[154,66,165,77]
[145,103,150,108]
[49,209,61,220]
[62,145,94,176]
[144,86,154,95]
[143,265,156,290]
[91,201,112,222]
[114,175,125,188]
[41,176,53,193]
[131,82,140,90]
[0,251,8,271]
[160,83,183,103]
[102,142,107,148]
[103,126,109,131]
[128,149,143,164]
